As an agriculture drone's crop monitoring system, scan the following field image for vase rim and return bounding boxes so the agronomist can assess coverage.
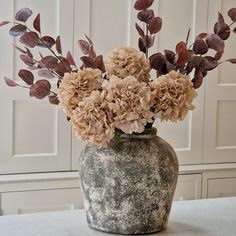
[119,127,157,139]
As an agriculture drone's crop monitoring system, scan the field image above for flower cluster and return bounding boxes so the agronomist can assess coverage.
[57,47,197,146]
[5,2,236,147]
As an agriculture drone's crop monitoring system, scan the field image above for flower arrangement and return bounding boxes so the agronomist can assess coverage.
[1,0,236,147]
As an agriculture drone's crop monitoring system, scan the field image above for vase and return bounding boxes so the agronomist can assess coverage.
[79,128,179,235]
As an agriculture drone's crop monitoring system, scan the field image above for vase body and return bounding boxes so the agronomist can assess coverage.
[79,128,179,235]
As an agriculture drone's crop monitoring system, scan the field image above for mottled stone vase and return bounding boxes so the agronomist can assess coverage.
[79,128,179,235]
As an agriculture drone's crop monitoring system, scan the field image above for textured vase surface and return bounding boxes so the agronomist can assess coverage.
[79,128,179,235]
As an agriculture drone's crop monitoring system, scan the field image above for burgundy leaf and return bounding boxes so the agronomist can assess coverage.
[135,23,145,37]
[176,41,189,67]
[134,0,154,11]
[228,8,236,22]
[214,50,224,60]
[30,80,51,99]
[15,8,33,22]
[193,36,208,55]
[198,32,208,38]
[13,45,26,54]
[89,50,97,58]
[216,12,225,33]
[146,35,155,48]
[147,17,162,34]
[18,69,34,85]
[4,77,18,87]
[20,54,35,66]
[40,56,58,69]
[201,57,218,71]
[54,62,71,77]
[81,56,95,68]
[214,23,230,40]
[187,56,204,68]
[166,61,176,72]
[206,34,225,52]
[138,37,146,53]
[38,36,55,48]
[56,36,62,54]
[0,21,10,27]
[9,24,27,37]
[38,69,55,79]
[33,14,41,33]
[164,50,175,63]
[60,58,72,72]
[226,58,236,64]
[78,40,90,55]
[137,10,154,23]
[49,95,59,105]
[149,53,166,70]
[20,32,39,48]
[192,71,204,89]
[214,14,230,40]
[95,55,105,73]
[66,51,76,66]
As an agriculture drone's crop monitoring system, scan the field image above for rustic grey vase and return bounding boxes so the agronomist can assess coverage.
[79,128,179,235]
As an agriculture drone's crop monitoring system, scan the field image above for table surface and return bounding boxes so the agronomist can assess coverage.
[0,197,235,236]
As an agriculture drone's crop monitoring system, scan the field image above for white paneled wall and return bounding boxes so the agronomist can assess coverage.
[0,0,74,174]
[0,0,236,214]
[204,0,236,164]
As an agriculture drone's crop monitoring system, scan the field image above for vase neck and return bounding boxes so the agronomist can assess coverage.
[118,128,157,139]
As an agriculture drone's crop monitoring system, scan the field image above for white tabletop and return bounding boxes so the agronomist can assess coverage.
[0,197,235,236]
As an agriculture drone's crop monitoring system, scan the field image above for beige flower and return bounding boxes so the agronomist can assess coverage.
[150,71,198,122]
[103,75,153,134]
[105,47,150,83]
[57,68,102,117]
[70,90,115,147]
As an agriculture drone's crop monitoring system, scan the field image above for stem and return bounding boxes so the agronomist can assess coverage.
[145,11,149,59]
[24,24,63,63]
[20,84,57,96]
[186,28,191,46]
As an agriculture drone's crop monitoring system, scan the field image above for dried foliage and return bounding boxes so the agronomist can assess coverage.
[1,2,236,147]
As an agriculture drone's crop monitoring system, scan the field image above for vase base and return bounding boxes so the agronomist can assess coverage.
[88,224,166,235]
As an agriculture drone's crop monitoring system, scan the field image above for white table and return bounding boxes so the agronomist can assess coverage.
[0,197,235,236]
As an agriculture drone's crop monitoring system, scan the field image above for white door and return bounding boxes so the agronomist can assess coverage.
[0,0,74,173]
[204,0,236,164]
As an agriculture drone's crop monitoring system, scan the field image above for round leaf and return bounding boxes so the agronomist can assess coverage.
[9,24,27,37]
[206,34,225,52]
[56,36,62,54]
[78,40,90,55]
[176,41,188,66]
[15,8,33,22]
[137,10,154,23]
[18,69,34,85]
[148,17,162,34]
[30,80,51,99]
[4,77,18,87]
[49,95,59,105]
[20,32,39,48]
[33,14,41,33]
[38,69,55,79]
[193,37,208,55]
[38,36,55,48]
[40,56,58,69]
[228,8,236,22]
[20,54,35,66]
[134,0,154,11]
